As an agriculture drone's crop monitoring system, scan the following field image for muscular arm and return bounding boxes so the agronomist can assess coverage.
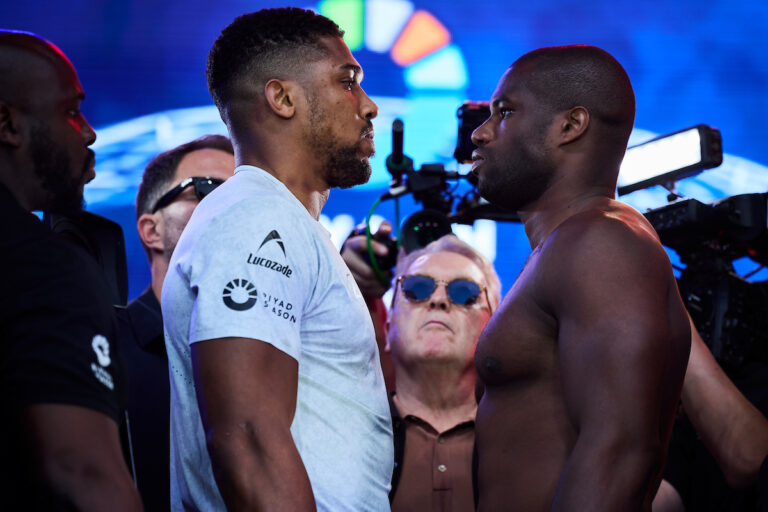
[545,216,690,511]
[191,337,315,511]
[23,404,142,511]
[680,317,768,487]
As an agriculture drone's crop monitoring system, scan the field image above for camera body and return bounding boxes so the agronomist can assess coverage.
[377,103,517,258]
[454,101,490,164]
[645,193,768,371]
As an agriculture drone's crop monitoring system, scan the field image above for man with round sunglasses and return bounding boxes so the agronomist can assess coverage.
[373,235,500,511]
[396,274,494,312]
[117,134,234,511]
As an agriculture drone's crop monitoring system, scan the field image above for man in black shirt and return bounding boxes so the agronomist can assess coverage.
[118,135,233,510]
[0,30,141,511]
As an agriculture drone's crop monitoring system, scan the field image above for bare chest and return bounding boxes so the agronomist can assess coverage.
[475,255,558,388]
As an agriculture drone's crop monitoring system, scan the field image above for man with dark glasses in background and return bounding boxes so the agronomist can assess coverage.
[344,233,500,511]
[116,134,234,511]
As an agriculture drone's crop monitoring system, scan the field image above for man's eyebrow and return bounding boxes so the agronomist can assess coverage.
[491,96,509,109]
[340,63,363,81]
[62,92,84,106]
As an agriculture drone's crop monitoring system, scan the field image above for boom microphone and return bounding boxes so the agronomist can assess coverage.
[390,119,404,166]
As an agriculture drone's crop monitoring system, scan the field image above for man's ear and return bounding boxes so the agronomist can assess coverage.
[264,79,297,119]
[0,103,23,148]
[558,106,590,145]
[137,213,164,254]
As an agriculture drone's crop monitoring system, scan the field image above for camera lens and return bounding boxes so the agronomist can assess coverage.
[400,209,453,253]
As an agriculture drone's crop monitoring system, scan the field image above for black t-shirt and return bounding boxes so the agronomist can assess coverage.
[0,184,125,509]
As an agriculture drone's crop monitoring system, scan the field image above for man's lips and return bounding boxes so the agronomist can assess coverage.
[360,129,375,155]
[84,150,96,184]
[422,319,453,332]
[471,151,484,172]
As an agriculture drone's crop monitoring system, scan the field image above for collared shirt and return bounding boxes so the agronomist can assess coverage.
[390,393,475,512]
[115,287,169,512]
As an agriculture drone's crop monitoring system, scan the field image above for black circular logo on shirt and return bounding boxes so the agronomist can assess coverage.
[222,279,258,311]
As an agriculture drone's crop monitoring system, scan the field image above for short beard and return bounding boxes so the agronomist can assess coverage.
[303,92,373,189]
[478,156,552,212]
[323,145,372,189]
[161,215,182,262]
[478,122,554,211]
[30,124,87,213]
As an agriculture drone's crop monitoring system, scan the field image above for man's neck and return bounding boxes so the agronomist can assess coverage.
[0,171,39,212]
[519,185,616,249]
[150,257,169,303]
[236,149,330,220]
[394,364,477,433]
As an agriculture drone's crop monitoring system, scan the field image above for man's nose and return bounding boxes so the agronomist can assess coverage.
[429,284,450,311]
[82,115,96,146]
[471,118,492,147]
[360,88,378,120]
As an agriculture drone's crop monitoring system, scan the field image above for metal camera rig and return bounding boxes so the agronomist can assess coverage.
[645,192,768,372]
[379,102,518,255]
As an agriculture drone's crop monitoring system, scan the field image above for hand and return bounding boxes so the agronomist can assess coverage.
[342,221,394,299]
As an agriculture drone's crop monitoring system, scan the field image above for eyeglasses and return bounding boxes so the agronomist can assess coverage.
[396,274,492,313]
[151,176,224,213]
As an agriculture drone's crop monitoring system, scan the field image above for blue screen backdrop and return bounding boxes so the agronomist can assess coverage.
[4,0,768,299]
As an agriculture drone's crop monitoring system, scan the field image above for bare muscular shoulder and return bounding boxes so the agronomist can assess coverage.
[475,201,691,511]
[476,201,669,387]
[535,201,683,329]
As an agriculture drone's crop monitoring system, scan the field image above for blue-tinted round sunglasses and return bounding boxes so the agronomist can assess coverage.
[396,274,492,313]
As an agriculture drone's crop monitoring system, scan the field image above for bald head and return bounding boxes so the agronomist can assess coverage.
[510,45,635,152]
[0,31,77,110]
[0,30,96,213]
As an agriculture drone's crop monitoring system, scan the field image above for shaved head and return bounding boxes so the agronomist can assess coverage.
[0,30,96,213]
[0,31,75,110]
[510,45,635,153]
[470,45,636,210]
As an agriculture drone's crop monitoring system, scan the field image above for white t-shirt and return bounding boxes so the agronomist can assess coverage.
[162,165,393,511]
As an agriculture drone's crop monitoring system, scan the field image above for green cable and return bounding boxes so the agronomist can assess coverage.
[365,193,403,285]
[394,197,401,248]
[365,197,388,285]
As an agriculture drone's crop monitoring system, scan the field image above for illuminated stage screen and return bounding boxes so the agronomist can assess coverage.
[6,0,768,299]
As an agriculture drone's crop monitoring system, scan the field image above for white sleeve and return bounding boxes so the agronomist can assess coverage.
[184,200,315,361]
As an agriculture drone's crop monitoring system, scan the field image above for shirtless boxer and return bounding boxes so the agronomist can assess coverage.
[470,45,691,511]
